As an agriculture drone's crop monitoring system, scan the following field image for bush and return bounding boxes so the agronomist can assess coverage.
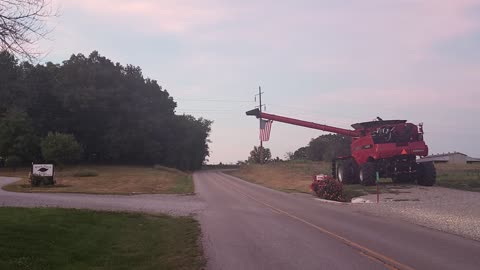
[41,132,83,165]
[5,155,22,169]
[30,175,55,186]
[73,169,99,177]
[312,177,344,202]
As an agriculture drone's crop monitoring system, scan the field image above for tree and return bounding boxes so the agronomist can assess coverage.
[0,109,40,162]
[0,51,213,170]
[284,151,294,160]
[292,146,309,160]
[4,155,21,170]
[248,146,271,164]
[308,134,350,161]
[40,132,82,165]
[290,134,351,161]
[0,0,55,59]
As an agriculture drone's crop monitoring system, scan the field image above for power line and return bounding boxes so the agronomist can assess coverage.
[175,98,254,103]
[176,109,241,112]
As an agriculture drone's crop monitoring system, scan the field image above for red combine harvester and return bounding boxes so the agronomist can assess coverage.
[246,108,436,186]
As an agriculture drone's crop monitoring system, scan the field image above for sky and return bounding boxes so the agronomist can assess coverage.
[38,0,480,163]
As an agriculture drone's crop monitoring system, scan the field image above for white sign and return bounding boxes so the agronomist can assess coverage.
[32,164,54,177]
[315,174,328,181]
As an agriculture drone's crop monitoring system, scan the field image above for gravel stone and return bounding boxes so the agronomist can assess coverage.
[351,185,480,241]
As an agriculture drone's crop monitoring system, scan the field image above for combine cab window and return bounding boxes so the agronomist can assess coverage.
[371,124,419,144]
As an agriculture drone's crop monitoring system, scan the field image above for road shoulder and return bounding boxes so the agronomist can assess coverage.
[351,186,480,241]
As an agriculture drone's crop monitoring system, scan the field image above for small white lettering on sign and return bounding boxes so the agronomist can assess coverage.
[32,164,54,177]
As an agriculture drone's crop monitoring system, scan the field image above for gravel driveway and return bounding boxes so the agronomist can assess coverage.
[351,186,480,241]
[0,177,205,216]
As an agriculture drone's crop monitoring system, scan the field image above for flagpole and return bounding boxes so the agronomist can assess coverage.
[258,86,263,164]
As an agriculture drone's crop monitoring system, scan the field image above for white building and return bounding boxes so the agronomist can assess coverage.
[418,152,480,164]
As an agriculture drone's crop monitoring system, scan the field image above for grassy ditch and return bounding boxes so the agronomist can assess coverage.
[1,165,193,195]
[435,163,480,192]
[0,207,204,270]
[228,161,331,194]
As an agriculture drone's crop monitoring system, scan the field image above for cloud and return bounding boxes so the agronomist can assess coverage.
[312,86,478,111]
[65,0,231,35]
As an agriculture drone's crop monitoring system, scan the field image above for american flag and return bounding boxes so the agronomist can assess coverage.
[260,119,273,141]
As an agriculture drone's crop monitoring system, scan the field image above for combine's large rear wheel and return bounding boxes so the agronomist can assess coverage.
[416,162,436,186]
[337,160,358,185]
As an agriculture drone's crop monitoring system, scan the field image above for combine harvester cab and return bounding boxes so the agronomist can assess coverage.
[246,109,436,186]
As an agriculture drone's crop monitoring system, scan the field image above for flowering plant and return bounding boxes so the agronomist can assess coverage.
[311,175,344,202]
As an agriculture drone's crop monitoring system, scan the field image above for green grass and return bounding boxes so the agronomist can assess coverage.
[434,164,480,192]
[0,208,204,270]
[436,170,480,192]
[168,175,194,194]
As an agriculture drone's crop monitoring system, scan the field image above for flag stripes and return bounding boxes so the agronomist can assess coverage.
[260,119,273,141]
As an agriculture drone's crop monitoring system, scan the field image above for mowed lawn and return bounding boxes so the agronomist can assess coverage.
[0,208,204,270]
[1,165,193,195]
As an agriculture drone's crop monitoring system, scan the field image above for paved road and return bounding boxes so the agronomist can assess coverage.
[0,177,205,216]
[194,171,480,270]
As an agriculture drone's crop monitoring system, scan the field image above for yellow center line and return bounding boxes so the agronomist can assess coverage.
[219,173,415,270]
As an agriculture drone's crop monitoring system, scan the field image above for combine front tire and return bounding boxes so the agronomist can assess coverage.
[416,162,436,186]
[359,162,376,186]
[337,160,359,185]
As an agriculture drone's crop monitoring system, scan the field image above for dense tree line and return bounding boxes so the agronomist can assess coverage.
[288,134,351,161]
[0,51,212,170]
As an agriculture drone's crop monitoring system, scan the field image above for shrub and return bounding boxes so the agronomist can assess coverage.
[73,169,99,177]
[41,132,83,165]
[30,175,55,186]
[5,155,22,169]
[312,177,344,202]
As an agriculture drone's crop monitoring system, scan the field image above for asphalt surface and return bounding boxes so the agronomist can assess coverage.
[0,177,205,216]
[194,171,480,270]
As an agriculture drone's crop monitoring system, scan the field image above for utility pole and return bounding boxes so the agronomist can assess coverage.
[255,86,264,164]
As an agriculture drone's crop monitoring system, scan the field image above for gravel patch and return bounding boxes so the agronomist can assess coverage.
[0,177,206,216]
[351,185,480,241]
